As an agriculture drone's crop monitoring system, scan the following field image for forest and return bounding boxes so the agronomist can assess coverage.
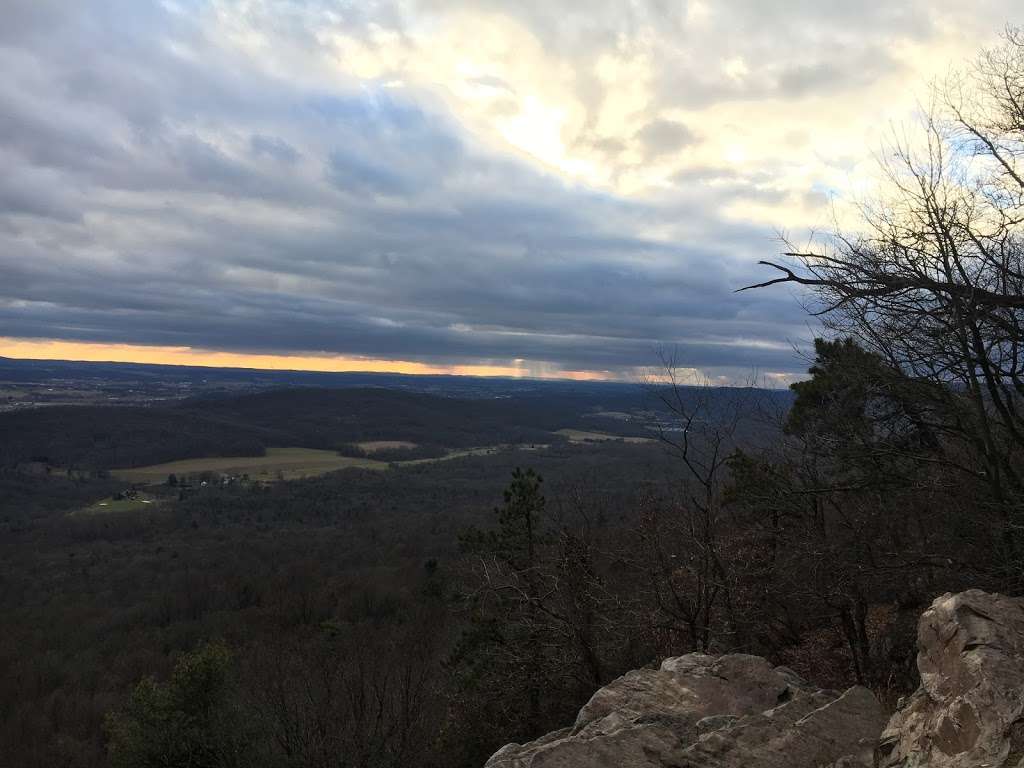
[0,385,670,470]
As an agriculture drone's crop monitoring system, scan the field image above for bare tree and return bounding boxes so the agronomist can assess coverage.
[637,356,767,651]
[455,469,634,741]
[249,619,441,768]
[740,27,1024,561]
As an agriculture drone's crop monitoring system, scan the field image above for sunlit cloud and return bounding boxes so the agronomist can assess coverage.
[0,338,614,381]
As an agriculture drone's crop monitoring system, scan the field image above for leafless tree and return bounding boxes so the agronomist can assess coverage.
[248,619,442,768]
[637,355,767,651]
[457,471,634,725]
[740,27,1024,560]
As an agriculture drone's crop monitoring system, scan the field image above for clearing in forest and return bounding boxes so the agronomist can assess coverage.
[72,492,159,516]
[111,437,634,488]
[111,447,387,484]
[354,440,418,452]
[556,429,653,444]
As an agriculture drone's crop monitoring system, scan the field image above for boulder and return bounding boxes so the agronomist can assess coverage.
[484,652,885,768]
[486,589,1024,768]
[876,589,1024,768]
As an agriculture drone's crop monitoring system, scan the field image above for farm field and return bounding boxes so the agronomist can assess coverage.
[355,440,418,452]
[405,443,549,465]
[556,428,654,444]
[112,443,557,485]
[585,410,635,420]
[72,492,159,516]
[111,447,388,484]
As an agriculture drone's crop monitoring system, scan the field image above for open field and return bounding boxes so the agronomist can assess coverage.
[405,443,548,465]
[72,493,159,516]
[585,411,635,421]
[556,429,654,444]
[112,447,387,484]
[112,443,558,484]
[355,440,418,453]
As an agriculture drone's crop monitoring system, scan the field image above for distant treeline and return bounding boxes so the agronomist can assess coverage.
[0,406,269,470]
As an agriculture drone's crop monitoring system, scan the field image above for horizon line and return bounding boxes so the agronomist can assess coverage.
[0,337,626,384]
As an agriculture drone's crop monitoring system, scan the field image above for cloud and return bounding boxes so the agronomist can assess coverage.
[0,0,1020,380]
[250,134,301,164]
[635,119,697,159]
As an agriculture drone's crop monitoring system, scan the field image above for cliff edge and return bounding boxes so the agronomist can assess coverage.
[485,589,1024,768]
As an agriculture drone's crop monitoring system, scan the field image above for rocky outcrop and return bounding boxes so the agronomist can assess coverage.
[876,589,1024,768]
[485,653,886,767]
[485,590,1024,768]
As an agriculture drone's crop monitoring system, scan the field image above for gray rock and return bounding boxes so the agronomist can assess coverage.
[696,714,739,733]
[876,589,1024,768]
[484,652,884,768]
[486,589,1024,768]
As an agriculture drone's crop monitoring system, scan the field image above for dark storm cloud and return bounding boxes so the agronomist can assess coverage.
[0,0,850,378]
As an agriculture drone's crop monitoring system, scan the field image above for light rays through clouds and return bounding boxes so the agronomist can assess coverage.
[1,1,1020,381]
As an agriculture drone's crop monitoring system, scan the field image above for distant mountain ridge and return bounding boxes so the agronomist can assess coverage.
[0,357,794,470]
[0,355,647,398]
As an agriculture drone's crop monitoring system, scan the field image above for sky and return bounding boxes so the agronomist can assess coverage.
[2,1,1022,384]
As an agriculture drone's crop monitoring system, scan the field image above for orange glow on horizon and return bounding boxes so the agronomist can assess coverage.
[0,337,613,382]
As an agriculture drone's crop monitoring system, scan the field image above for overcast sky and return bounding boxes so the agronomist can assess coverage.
[2,1,1021,382]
